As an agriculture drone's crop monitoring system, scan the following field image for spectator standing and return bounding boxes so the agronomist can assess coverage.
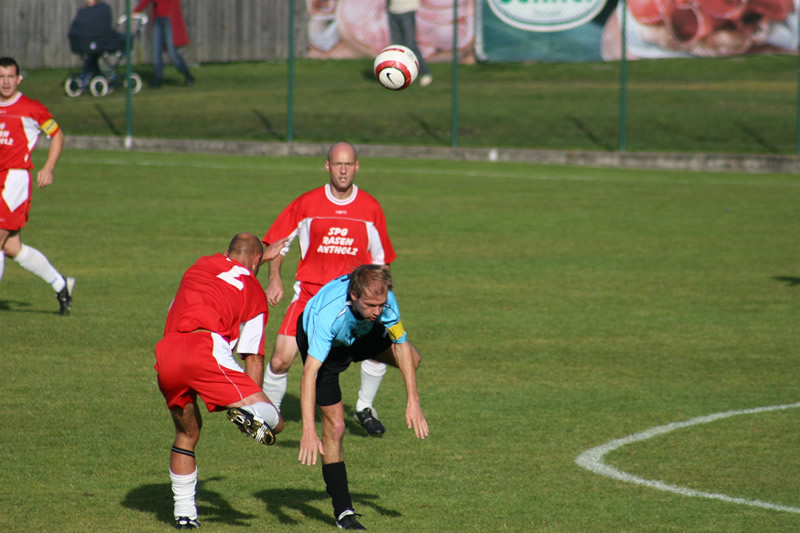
[388,0,433,87]
[134,0,194,87]
[0,57,74,315]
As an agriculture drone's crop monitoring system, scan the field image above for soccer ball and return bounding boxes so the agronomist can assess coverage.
[373,45,419,90]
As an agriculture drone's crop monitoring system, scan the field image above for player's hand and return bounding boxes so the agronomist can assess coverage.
[36,169,54,188]
[405,403,429,440]
[266,279,283,307]
[262,238,288,264]
[299,431,325,465]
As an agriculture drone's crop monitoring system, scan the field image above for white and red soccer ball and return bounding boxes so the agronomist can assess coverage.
[373,45,419,90]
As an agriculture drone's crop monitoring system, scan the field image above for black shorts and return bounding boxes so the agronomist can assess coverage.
[297,313,392,406]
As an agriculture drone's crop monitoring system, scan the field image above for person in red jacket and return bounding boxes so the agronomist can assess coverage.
[134,0,194,87]
[0,57,74,315]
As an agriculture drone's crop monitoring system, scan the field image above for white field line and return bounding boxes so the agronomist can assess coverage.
[575,402,800,514]
[62,156,800,187]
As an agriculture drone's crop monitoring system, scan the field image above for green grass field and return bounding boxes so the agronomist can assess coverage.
[1,149,798,532]
[19,56,800,154]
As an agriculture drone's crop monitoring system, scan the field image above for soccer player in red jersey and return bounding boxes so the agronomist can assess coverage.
[0,57,74,314]
[155,233,286,529]
[261,142,396,435]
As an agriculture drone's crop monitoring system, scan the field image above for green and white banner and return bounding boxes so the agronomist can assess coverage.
[476,0,614,61]
[476,0,799,62]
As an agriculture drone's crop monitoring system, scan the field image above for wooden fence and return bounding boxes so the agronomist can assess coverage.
[0,0,308,69]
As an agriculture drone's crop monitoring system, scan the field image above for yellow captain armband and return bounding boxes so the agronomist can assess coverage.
[41,119,59,137]
[386,321,405,341]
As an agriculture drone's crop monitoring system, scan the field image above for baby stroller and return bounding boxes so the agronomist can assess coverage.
[65,7,148,98]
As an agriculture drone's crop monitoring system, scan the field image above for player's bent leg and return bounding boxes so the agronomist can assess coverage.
[227,392,283,445]
[262,334,298,410]
[168,402,201,528]
[9,241,75,314]
[320,402,346,463]
[320,403,364,528]
[354,359,387,436]
[169,402,202,473]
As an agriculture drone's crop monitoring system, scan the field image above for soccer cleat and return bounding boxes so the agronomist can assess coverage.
[336,510,366,530]
[353,408,385,436]
[174,516,200,529]
[419,74,433,87]
[227,407,276,446]
[56,277,75,315]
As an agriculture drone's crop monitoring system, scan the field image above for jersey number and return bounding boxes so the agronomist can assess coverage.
[217,265,251,290]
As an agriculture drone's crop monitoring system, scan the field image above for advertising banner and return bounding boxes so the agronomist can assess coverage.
[476,0,617,61]
[476,0,798,62]
[307,0,475,62]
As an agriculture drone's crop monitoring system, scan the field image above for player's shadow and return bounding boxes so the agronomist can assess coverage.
[0,299,55,314]
[279,393,301,422]
[773,276,800,287]
[279,396,385,438]
[253,488,401,527]
[122,476,257,527]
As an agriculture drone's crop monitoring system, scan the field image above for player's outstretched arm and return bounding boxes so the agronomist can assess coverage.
[262,238,288,264]
[299,355,325,465]
[265,252,286,306]
[393,342,429,439]
[37,129,64,188]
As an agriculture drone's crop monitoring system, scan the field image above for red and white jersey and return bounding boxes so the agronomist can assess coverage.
[263,184,396,285]
[0,93,60,171]
[163,253,269,356]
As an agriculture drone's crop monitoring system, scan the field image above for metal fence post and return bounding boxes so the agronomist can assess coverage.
[288,0,295,144]
[619,0,627,152]
[451,0,459,148]
[125,0,133,149]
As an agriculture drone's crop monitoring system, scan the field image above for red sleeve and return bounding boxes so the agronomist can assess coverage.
[372,200,396,265]
[263,194,304,245]
[133,0,151,13]
[170,0,190,47]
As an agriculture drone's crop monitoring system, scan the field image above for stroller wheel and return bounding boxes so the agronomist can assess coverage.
[89,75,109,97]
[64,75,84,98]
[126,73,143,95]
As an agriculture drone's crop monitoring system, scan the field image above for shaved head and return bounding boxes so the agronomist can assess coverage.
[228,233,263,257]
[226,233,264,274]
[327,141,357,161]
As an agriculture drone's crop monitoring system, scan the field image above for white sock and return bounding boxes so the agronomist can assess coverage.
[13,244,64,291]
[356,359,387,413]
[170,468,198,520]
[242,401,280,429]
[262,364,288,411]
[0,252,4,282]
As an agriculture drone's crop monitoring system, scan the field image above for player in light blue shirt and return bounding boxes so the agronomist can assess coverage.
[296,265,428,530]
[302,272,406,364]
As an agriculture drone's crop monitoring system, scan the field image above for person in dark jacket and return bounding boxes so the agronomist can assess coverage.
[68,0,125,87]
